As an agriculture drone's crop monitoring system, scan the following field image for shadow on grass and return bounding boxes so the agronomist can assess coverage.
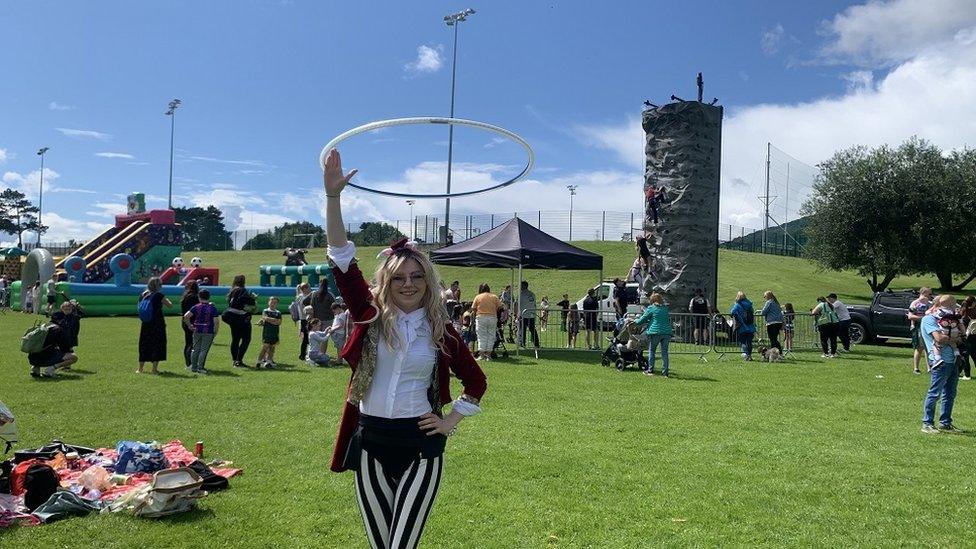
[249,363,311,374]
[33,372,83,382]
[152,507,216,523]
[64,368,97,375]
[203,369,241,377]
[156,371,194,379]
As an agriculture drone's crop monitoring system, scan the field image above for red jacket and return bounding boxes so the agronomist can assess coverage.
[329,261,487,472]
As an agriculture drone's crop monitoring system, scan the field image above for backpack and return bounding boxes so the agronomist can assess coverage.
[742,304,754,326]
[138,293,156,323]
[288,299,301,322]
[114,441,169,474]
[21,322,51,353]
[12,460,59,511]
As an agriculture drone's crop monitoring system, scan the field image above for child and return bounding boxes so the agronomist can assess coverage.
[783,302,795,352]
[461,308,476,352]
[306,318,331,366]
[45,278,58,314]
[540,296,550,332]
[324,301,349,361]
[257,296,282,369]
[567,304,581,349]
[932,309,962,369]
[184,289,219,374]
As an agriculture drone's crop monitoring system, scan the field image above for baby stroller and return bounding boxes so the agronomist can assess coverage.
[492,307,510,359]
[601,317,647,371]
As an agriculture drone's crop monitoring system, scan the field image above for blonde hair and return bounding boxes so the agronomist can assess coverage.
[373,250,452,354]
[649,292,664,305]
[146,277,162,293]
[735,291,746,302]
[763,290,777,303]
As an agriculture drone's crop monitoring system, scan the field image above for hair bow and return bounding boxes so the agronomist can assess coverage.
[376,237,419,259]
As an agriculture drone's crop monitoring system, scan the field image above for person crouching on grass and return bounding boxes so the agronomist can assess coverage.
[28,322,78,378]
[325,301,349,363]
[920,294,963,434]
[324,148,487,549]
[184,289,219,374]
[257,296,283,369]
[307,318,332,366]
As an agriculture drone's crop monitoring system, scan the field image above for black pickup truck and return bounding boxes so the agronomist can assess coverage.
[846,289,918,344]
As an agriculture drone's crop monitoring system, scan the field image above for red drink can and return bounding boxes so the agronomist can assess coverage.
[194,441,204,458]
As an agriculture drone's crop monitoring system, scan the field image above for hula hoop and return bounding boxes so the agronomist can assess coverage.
[319,117,534,199]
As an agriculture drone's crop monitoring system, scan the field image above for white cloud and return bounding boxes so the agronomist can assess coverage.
[3,168,61,195]
[762,23,785,56]
[13,212,112,245]
[572,23,976,230]
[48,102,74,111]
[95,152,135,159]
[85,202,124,219]
[0,148,7,164]
[56,128,112,140]
[820,0,976,65]
[404,44,444,75]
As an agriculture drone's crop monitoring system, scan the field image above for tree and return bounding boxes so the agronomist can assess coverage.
[174,205,233,251]
[242,232,277,250]
[802,143,920,292]
[803,137,976,292]
[0,188,46,248]
[241,221,326,250]
[349,222,404,246]
[916,147,976,290]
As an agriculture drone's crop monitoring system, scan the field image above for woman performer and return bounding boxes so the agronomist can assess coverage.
[323,148,487,549]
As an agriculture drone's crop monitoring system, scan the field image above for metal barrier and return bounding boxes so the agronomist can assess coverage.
[503,307,840,360]
[515,308,711,359]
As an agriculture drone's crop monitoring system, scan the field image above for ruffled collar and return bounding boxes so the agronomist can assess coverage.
[394,306,431,348]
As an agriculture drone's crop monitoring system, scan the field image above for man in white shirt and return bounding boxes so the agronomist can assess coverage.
[828,293,852,352]
[518,281,539,348]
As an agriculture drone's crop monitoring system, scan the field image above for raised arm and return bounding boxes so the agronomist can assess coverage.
[323,148,358,248]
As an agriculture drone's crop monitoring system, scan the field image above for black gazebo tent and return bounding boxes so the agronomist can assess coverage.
[429,217,603,270]
[430,218,604,355]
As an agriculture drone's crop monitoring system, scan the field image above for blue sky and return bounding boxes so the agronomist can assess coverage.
[2,0,976,243]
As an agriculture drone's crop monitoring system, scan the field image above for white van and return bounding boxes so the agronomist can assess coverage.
[575,281,644,328]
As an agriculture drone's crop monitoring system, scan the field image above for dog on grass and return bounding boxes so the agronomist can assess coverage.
[759,346,782,363]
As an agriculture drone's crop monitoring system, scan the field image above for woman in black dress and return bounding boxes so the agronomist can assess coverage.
[224,275,256,368]
[180,280,200,368]
[138,277,172,374]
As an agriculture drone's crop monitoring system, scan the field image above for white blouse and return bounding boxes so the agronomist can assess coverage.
[328,242,436,418]
[362,307,438,418]
[328,241,481,419]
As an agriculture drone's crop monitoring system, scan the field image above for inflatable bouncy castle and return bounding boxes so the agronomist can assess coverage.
[54,194,181,284]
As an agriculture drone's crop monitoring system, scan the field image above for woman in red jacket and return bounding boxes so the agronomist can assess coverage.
[323,148,487,549]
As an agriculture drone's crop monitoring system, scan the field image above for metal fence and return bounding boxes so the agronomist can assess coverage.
[224,210,805,258]
[504,308,836,360]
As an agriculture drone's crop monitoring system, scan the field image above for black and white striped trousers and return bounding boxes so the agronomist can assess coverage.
[355,448,443,549]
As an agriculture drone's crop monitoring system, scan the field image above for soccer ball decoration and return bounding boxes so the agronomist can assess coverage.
[190,257,203,268]
[172,257,184,269]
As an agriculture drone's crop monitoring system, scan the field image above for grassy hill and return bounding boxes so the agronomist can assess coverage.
[197,242,942,308]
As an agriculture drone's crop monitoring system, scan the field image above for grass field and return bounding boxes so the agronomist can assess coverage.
[1,247,972,547]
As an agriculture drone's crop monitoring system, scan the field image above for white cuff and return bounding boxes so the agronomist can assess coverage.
[327,242,357,273]
[451,397,481,417]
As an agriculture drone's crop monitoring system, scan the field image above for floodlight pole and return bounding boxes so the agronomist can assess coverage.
[165,99,182,210]
[443,8,476,244]
[567,185,578,241]
[406,200,416,240]
[36,147,49,247]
